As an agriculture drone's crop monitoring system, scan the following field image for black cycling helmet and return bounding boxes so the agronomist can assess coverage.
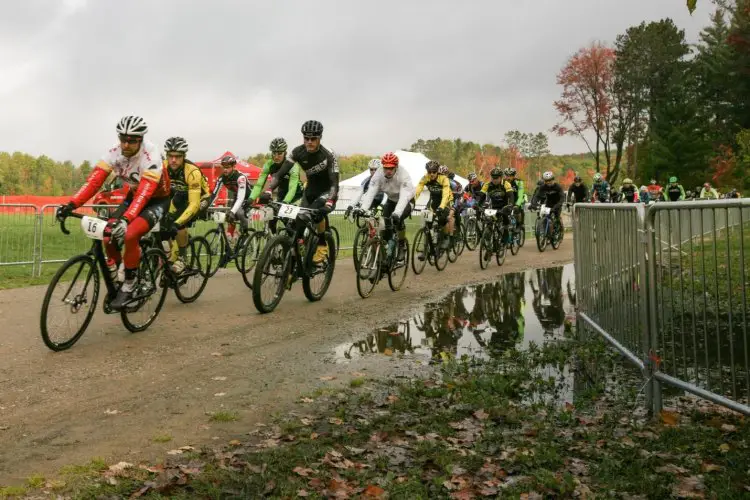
[269,137,287,152]
[574,175,582,182]
[425,160,440,172]
[301,120,323,136]
[537,180,544,187]
[448,172,455,180]
[221,155,237,167]
[490,167,502,178]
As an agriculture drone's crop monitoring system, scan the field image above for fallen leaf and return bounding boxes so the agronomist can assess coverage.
[310,432,319,440]
[300,418,312,426]
[228,440,241,446]
[660,410,679,426]
[297,489,309,497]
[656,464,688,475]
[107,462,133,474]
[264,480,276,495]
[329,417,343,425]
[701,462,722,473]
[387,395,399,404]
[621,436,636,447]
[451,489,475,500]
[672,475,705,498]
[395,476,408,483]
[383,348,393,356]
[719,443,730,453]
[479,486,498,496]
[211,352,223,357]
[104,409,119,415]
[351,372,367,377]
[319,376,336,381]
[363,484,385,497]
[212,376,227,381]
[214,392,226,397]
[293,466,314,477]
[721,424,737,433]
[300,397,314,403]
[473,409,490,420]
[0,426,8,431]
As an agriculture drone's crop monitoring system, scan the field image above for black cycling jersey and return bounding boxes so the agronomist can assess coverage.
[536,183,565,211]
[273,144,340,201]
[621,185,638,203]
[567,183,589,203]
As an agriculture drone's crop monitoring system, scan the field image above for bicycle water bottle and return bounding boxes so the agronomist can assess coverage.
[387,238,396,258]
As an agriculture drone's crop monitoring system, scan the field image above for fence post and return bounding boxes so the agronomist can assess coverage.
[644,204,663,415]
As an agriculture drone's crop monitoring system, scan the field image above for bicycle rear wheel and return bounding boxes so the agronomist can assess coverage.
[40,254,100,352]
[240,231,267,289]
[496,230,507,266]
[303,231,336,302]
[352,227,368,271]
[174,236,210,303]
[434,232,449,271]
[464,218,479,251]
[387,238,409,292]
[121,248,168,332]
[252,234,292,313]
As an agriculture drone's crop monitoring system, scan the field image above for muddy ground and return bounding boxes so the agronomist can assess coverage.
[0,240,572,485]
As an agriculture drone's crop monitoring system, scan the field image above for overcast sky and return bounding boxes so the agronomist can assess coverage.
[0,0,714,164]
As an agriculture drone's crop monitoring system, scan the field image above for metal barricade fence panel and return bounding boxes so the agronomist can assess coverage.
[647,200,750,415]
[0,204,39,277]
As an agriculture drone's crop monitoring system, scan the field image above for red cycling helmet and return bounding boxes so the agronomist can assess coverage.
[381,152,399,167]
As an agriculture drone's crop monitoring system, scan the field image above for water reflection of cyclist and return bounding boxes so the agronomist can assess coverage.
[529,267,565,333]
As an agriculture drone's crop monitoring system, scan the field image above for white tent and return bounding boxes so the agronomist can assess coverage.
[338,150,468,209]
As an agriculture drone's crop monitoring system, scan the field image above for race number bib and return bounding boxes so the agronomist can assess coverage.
[212,211,226,223]
[422,211,434,223]
[484,209,497,217]
[81,216,105,240]
[278,204,300,219]
[540,206,551,216]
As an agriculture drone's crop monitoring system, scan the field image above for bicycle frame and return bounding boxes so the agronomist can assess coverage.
[271,203,328,283]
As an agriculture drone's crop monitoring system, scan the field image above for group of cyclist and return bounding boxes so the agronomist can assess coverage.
[567,173,743,206]
[56,116,339,311]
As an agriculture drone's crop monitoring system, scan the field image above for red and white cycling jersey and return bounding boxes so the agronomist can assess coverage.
[95,140,169,197]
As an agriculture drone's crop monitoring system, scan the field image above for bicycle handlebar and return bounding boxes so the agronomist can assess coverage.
[57,210,105,236]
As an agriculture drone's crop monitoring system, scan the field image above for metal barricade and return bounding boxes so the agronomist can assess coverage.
[574,199,750,416]
[647,200,750,415]
[0,204,40,276]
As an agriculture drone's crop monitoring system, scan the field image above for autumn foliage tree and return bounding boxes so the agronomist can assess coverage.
[553,43,617,178]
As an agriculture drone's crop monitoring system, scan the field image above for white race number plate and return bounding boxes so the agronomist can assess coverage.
[81,216,105,240]
[278,204,300,219]
[484,209,497,217]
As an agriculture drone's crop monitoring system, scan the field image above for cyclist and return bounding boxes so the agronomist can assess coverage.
[531,171,565,233]
[646,179,664,202]
[476,168,515,231]
[463,172,483,203]
[57,116,170,310]
[269,119,340,264]
[567,175,589,207]
[356,152,415,263]
[415,160,452,251]
[619,178,640,203]
[347,158,387,217]
[250,137,302,234]
[529,179,544,207]
[665,176,686,201]
[726,188,740,199]
[591,173,611,202]
[699,182,720,200]
[163,136,208,273]
[639,185,651,204]
[209,155,251,239]
[504,167,526,231]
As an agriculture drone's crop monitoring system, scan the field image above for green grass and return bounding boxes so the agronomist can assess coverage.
[209,411,239,423]
[18,336,750,499]
[152,434,173,443]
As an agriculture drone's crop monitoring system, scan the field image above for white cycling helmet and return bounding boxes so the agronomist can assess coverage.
[368,158,382,171]
[593,173,603,182]
[542,171,554,181]
[116,115,148,136]
[438,165,449,175]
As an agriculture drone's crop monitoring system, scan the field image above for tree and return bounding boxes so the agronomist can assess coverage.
[553,42,616,175]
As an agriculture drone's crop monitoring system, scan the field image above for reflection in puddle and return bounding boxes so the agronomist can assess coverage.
[334,264,577,364]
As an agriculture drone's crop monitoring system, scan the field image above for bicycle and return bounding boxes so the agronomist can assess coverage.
[478,206,507,269]
[462,205,482,251]
[142,223,212,303]
[534,205,563,252]
[355,211,410,298]
[252,202,336,313]
[347,205,383,271]
[447,207,466,263]
[40,211,168,351]
[238,205,278,289]
[411,209,449,274]
[203,209,253,278]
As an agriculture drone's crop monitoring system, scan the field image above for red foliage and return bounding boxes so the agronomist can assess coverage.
[709,145,738,187]
[561,169,577,188]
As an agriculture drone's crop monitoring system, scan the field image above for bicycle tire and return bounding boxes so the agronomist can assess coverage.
[464,218,479,251]
[302,231,336,302]
[434,232,449,271]
[356,238,381,299]
[496,230,507,266]
[233,230,254,273]
[203,228,224,277]
[551,220,563,250]
[40,254,100,352]
[388,238,409,292]
[479,226,494,270]
[535,219,547,253]
[174,236,210,303]
[240,231,267,289]
[329,225,340,257]
[352,227,368,271]
[121,248,168,332]
[252,234,292,313]
[411,228,428,275]
[510,226,521,256]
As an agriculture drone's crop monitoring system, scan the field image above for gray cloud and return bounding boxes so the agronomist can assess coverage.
[0,0,713,164]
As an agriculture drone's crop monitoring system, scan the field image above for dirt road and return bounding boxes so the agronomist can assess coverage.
[0,240,573,485]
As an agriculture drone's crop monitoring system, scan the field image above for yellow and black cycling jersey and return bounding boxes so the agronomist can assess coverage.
[164,159,208,226]
[415,174,452,209]
[479,179,515,209]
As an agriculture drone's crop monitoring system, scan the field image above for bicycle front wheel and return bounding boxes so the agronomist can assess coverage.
[496,230,507,266]
[174,236,210,303]
[121,248,168,332]
[40,254,100,352]
[411,228,428,275]
[464,218,479,251]
[387,238,409,292]
[240,231,267,289]
[478,226,494,270]
[356,238,381,299]
[203,228,224,277]
[535,219,548,253]
[252,234,292,313]
[352,227,368,271]
[302,231,336,302]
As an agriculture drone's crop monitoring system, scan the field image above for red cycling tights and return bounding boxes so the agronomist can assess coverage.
[105,216,151,270]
